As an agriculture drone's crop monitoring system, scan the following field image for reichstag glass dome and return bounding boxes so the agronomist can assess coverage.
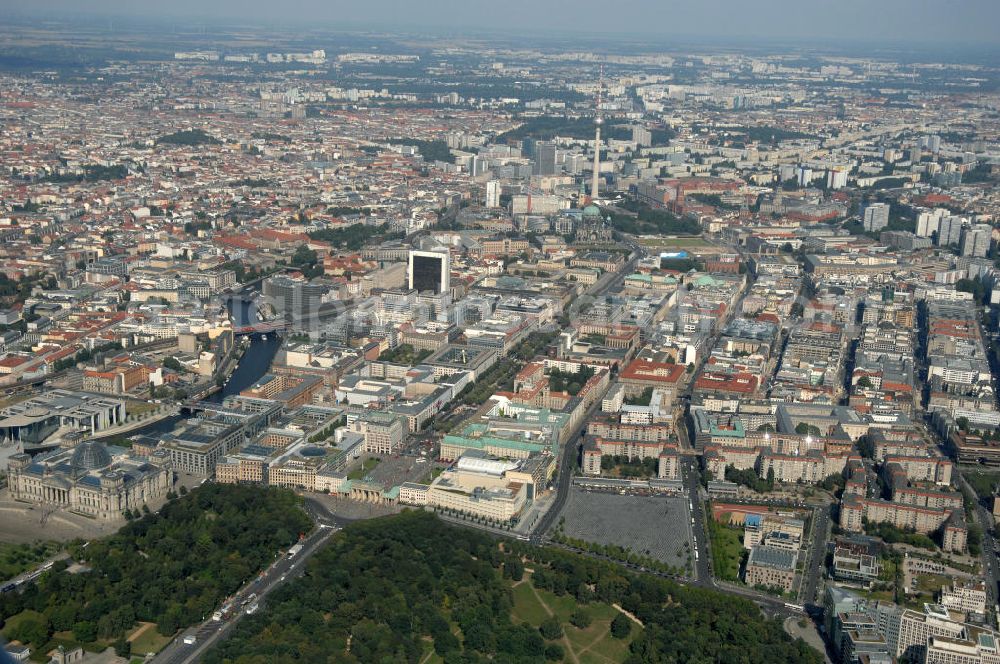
[70,441,112,471]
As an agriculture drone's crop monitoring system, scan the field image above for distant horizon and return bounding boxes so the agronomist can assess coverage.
[3,0,1000,51]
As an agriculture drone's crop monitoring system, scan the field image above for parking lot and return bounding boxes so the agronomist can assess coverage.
[558,487,694,568]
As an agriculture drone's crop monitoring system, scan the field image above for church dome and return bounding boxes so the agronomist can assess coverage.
[70,441,112,471]
[582,204,601,217]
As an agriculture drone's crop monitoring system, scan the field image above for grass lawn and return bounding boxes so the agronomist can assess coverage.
[511,575,639,663]
[564,604,620,654]
[707,517,745,582]
[347,457,381,480]
[510,582,550,625]
[0,541,60,581]
[914,573,952,595]
[862,589,895,604]
[586,629,634,662]
[128,622,173,656]
[126,400,159,417]
[962,470,1000,500]
[3,610,47,640]
[418,638,445,664]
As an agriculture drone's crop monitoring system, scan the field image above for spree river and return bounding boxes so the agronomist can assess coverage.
[128,298,280,437]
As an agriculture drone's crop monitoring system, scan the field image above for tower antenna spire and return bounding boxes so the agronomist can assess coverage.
[590,65,604,203]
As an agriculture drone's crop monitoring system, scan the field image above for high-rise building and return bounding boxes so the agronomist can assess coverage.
[263,275,328,330]
[916,208,945,237]
[921,134,942,153]
[408,250,450,295]
[485,180,501,208]
[937,215,965,247]
[960,224,992,257]
[797,167,813,187]
[862,203,891,232]
[632,126,652,147]
[533,141,556,176]
[826,169,848,189]
[471,155,488,177]
[521,138,536,159]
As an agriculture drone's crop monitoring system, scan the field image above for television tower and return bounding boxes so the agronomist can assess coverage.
[590,66,604,203]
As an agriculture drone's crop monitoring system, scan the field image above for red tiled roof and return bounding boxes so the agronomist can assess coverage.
[620,359,686,384]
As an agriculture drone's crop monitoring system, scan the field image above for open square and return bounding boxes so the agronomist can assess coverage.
[557,488,693,568]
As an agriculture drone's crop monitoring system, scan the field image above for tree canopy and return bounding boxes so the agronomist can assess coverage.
[155,129,222,146]
[206,511,821,664]
[0,485,309,651]
[607,200,701,235]
[307,222,397,251]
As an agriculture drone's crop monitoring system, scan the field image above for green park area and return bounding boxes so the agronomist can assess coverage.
[206,511,821,663]
[510,573,638,664]
[963,469,1000,500]
[707,516,745,582]
[0,542,60,581]
[0,485,309,661]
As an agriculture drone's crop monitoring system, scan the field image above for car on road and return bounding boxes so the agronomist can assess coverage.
[183,635,197,645]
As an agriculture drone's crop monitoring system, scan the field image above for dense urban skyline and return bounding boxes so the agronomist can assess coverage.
[0,7,999,664]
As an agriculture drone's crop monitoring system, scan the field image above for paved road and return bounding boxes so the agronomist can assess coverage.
[682,455,712,583]
[530,234,643,542]
[957,473,1000,607]
[799,504,832,606]
[531,411,600,544]
[152,498,351,664]
[0,552,70,592]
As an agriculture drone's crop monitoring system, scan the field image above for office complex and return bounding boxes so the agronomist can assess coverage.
[532,141,556,176]
[408,250,451,295]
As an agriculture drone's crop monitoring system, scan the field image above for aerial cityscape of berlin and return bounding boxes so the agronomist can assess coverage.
[0,1,998,662]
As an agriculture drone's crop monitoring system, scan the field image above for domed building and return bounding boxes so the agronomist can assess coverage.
[70,440,113,473]
[575,204,613,244]
[6,441,173,521]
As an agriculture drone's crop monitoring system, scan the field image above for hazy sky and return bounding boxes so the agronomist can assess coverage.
[7,0,1000,45]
